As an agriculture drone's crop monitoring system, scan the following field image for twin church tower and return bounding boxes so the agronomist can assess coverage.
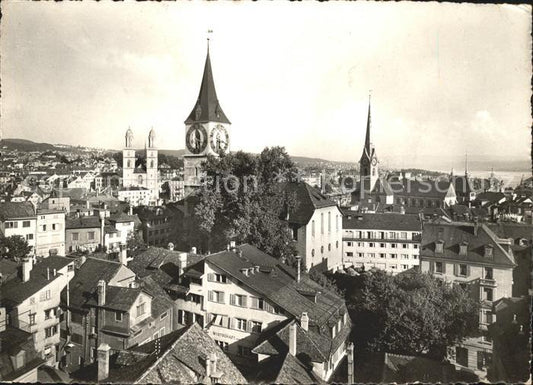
[122,41,376,202]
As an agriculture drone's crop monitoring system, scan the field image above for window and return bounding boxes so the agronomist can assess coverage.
[413,244,419,249]
[312,220,315,237]
[40,290,51,302]
[115,311,123,322]
[484,311,493,324]
[71,333,83,345]
[336,241,339,249]
[23,221,31,228]
[413,254,418,259]
[251,321,262,333]
[357,253,364,258]
[216,340,229,352]
[208,290,225,304]
[402,264,409,269]
[214,273,227,283]
[402,244,408,249]
[68,264,74,272]
[250,297,265,310]
[380,243,385,248]
[321,213,324,234]
[26,234,34,241]
[390,264,397,270]
[484,267,493,280]
[369,242,375,248]
[72,233,79,241]
[235,318,247,331]
[45,325,58,338]
[436,261,444,273]
[328,212,331,233]
[391,243,397,248]
[347,242,353,247]
[378,232,385,239]
[5,221,18,229]
[42,225,47,232]
[400,232,407,240]
[231,294,247,307]
[379,253,386,258]
[346,252,353,257]
[311,249,315,257]
[44,308,55,320]
[390,254,397,259]
[321,246,324,254]
[29,313,36,326]
[52,224,57,231]
[88,232,95,240]
[389,232,396,240]
[483,288,493,302]
[160,311,168,320]
[459,264,468,277]
[368,253,376,258]
[136,302,145,317]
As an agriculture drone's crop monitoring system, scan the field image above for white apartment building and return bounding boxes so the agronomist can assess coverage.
[170,244,351,381]
[419,220,516,379]
[1,256,75,366]
[283,181,343,272]
[117,187,151,207]
[35,209,66,257]
[342,212,422,274]
[0,202,37,254]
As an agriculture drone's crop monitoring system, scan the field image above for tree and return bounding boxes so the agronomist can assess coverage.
[346,270,480,359]
[0,235,33,261]
[190,147,298,259]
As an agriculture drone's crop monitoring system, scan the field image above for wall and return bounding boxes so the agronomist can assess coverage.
[65,227,101,254]
[35,212,65,257]
[303,206,343,271]
[1,218,37,253]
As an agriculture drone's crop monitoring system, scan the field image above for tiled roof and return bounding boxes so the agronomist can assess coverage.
[487,223,533,244]
[205,244,347,329]
[254,351,324,384]
[475,191,506,204]
[65,257,124,310]
[184,51,231,125]
[73,323,246,384]
[343,212,421,231]
[108,212,137,223]
[381,179,455,199]
[421,222,516,267]
[87,286,145,311]
[65,216,101,229]
[0,326,45,381]
[0,202,35,220]
[139,275,174,318]
[1,256,73,307]
[282,181,338,225]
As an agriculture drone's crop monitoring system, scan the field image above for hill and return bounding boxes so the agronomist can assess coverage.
[0,138,60,152]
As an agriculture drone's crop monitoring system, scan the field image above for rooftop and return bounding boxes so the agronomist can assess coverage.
[282,181,338,225]
[343,212,421,231]
[0,202,35,220]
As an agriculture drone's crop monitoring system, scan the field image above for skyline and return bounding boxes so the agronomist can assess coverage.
[1,2,531,171]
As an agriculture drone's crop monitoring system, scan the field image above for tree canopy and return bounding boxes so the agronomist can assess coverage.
[187,147,298,261]
[339,269,480,359]
[0,235,33,261]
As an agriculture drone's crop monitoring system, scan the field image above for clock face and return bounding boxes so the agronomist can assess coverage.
[210,125,229,154]
[371,158,378,166]
[186,124,208,154]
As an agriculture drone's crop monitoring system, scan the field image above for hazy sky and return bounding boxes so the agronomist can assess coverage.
[1,2,531,169]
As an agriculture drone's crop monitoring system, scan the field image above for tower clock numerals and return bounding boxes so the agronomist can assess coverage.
[186,124,208,154]
[210,124,229,154]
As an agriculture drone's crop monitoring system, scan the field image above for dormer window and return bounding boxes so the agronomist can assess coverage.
[435,240,444,254]
[459,241,468,256]
[484,245,493,258]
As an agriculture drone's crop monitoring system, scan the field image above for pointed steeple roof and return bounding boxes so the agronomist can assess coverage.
[361,94,374,160]
[185,48,230,125]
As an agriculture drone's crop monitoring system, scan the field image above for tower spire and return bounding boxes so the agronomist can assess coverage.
[364,91,372,153]
[465,152,469,176]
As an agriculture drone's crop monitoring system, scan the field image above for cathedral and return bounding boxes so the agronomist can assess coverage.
[121,128,159,204]
[183,45,231,194]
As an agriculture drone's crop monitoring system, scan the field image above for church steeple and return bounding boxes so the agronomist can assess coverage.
[364,94,372,155]
[185,44,230,125]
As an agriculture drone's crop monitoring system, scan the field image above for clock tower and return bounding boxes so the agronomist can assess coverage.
[359,96,378,201]
[183,43,231,194]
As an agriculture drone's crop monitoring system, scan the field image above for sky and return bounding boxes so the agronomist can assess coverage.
[1,2,531,171]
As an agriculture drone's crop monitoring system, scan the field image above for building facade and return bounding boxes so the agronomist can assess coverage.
[342,212,422,273]
[0,202,37,255]
[35,209,66,258]
[419,221,516,379]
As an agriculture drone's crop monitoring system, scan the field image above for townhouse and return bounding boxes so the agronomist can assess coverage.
[342,212,422,273]
[172,243,351,381]
[65,216,102,254]
[60,257,173,373]
[419,220,516,379]
[0,202,37,254]
[283,181,343,272]
[35,209,66,257]
[1,256,75,366]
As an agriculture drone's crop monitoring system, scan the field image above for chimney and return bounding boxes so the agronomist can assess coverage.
[347,342,355,384]
[208,352,218,377]
[289,322,297,356]
[190,246,197,254]
[97,343,111,381]
[53,268,57,277]
[128,205,133,216]
[400,205,405,215]
[97,280,106,306]
[47,267,50,280]
[21,258,33,282]
[99,212,106,249]
[301,312,309,332]
[0,307,7,332]
[167,242,174,251]
[178,252,187,276]
[119,244,127,266]
[295,256,301,283]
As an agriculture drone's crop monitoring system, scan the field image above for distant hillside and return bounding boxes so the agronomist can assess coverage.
[0,138,59,152]
[158,149,187,157]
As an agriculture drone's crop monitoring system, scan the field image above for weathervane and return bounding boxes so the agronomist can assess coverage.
[207,29,213,51]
